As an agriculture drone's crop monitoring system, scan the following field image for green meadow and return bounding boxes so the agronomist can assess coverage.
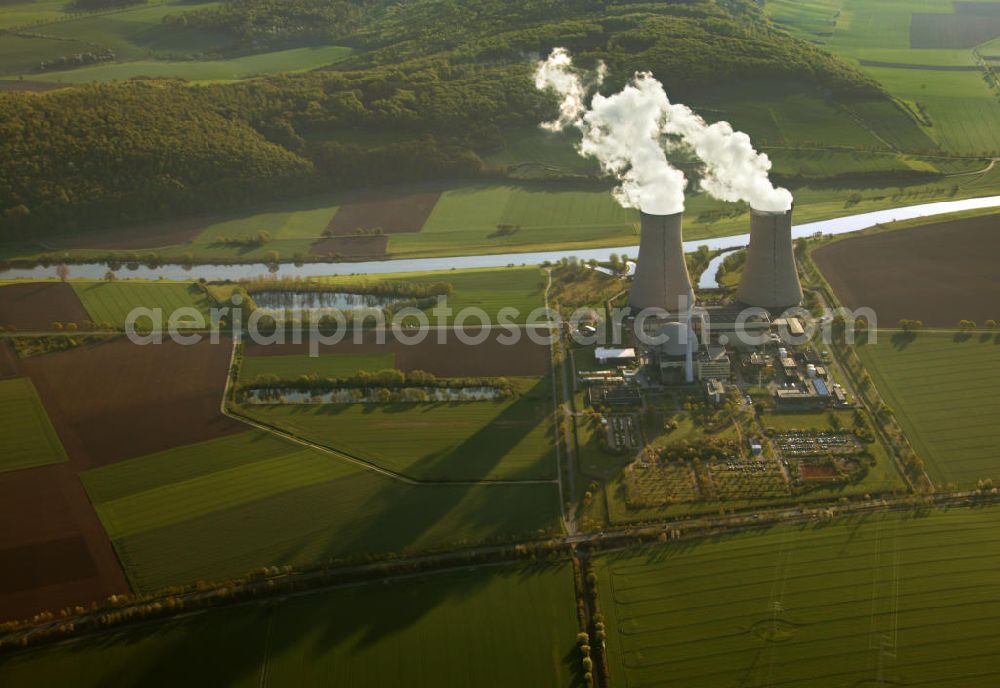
[26,46,352,83]
[0,561,578,688]
[0,377,68,473]
[765,0,1000,155]
[72,281,216,327]
[81,431,561,590]
[858,331,1000,488]
[597,508,1000,688]
[240,378,557,482]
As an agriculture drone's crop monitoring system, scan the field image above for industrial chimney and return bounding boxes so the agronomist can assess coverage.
[628,211,694,314]
[736,208,802,309]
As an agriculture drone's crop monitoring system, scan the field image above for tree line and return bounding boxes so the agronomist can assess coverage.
[1,0,892,242]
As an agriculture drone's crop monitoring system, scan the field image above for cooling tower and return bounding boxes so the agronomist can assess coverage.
[736,208,802,309]
[628,212,694,314]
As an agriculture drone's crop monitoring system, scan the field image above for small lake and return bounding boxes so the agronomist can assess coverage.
[3,195,998,281]
[251,291,399,313]
[245,386,503,404]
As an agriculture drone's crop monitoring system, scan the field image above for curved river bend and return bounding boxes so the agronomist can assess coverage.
[3,195,998,282]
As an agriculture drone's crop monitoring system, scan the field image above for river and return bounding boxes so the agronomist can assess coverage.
[2,195,997,282]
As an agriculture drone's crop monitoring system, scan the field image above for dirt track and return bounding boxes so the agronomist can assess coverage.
[19,337,242,469]
[244,329,551,377]
[0,283,90,331]
[813,214,1000,328]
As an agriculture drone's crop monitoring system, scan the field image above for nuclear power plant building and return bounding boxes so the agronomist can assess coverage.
[736,208,802,309]
[627,212,694,315]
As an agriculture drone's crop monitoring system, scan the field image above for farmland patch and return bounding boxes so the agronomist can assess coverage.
[19,338,241,468]
[0,377,67,473]
[71,282,216,328]
[0,465,129,622]
[243,330,550,378]
[82,430,561,589]
[814,214,1000,328]
[0,562,577,687]
[597,508,1000,688]
[309,234,388,257]
[241,378,556,481]
[857,332,1000,488]
[324,191,441,235]
[0,283,89,331]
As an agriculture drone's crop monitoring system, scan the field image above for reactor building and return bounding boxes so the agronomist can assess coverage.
[736,208,802,309]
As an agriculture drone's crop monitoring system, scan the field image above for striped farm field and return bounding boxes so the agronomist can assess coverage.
[596,508,1000,688]
[81,431,561,591]
[240,378,556,482]
[858,332,1000,488]
[0,377,67,473]
[0,561,578,687]
[72,282,216,328]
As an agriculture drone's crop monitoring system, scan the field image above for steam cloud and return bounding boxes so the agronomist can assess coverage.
[535,49,685,215]
[534,47,605,132]
[663,105,793,212]
[533,48,792,214]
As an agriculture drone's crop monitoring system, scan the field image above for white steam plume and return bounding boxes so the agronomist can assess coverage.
[534,50,686,215]
[533,47,792,214]
[579,73,686,215]
[663,105,792,212]
[534,48,605,132]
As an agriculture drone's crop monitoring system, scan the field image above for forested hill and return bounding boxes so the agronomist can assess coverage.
[1,0,890,240]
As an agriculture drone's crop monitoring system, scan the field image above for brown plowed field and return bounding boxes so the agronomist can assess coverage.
[0,464,129,622]
[310,235,389,258]
[52,215,212,250]
[813,215,1000,328]
[0,283,90,331]
[324,190,440,235]
[19,337,242,468]
[244,329,551,377]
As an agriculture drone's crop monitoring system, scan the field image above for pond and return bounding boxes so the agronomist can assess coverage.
[244,386,503,404]
[251,291,400,313]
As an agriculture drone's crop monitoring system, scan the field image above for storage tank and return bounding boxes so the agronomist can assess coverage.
[628,211,694,314]
[736,208,802,309]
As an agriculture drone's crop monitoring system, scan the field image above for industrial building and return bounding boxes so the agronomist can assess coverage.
[736,208,803,309]
[628,211,694,315]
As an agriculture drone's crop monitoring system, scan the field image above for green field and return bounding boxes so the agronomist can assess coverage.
[82,431,561,590]
[597,507,1000,687]
[240,352,396,383]
[240,378,556,482]
[765,0,1000,154]
[0,561,578,687]
[0,2,227,78]
[26,45,351,84]
[0,377,67,473]
[72,281,216,328]
[24,46,352,83]
[858,331,1000,488]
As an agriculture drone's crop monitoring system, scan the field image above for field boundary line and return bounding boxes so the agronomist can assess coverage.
[221,337,559,487]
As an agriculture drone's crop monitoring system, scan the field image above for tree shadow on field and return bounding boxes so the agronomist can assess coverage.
[890,331,916,350]
[953,332,973,343]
